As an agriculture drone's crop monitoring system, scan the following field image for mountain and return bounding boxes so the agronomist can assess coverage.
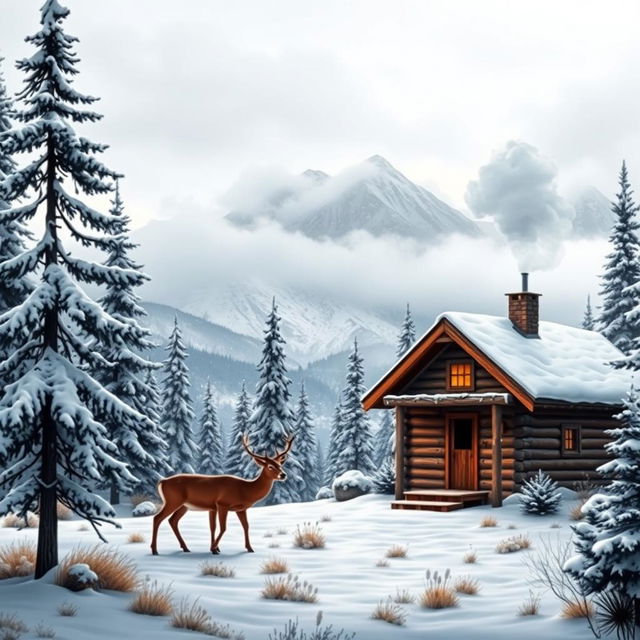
[178,279,399,366]
[570,186,614,237]
[226,155,482,241]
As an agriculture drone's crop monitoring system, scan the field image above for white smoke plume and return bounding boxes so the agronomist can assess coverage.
[465,140,575,271]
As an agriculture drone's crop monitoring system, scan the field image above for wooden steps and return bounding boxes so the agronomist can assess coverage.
[392,489,489,512]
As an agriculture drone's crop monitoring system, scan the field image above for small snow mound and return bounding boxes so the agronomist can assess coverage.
[132,501,157,517]
[332,470,373,502]
[503,493,521,505]
[315,486,333,500]
[66,563,98,591]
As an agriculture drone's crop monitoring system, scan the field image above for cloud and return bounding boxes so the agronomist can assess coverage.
[465,141,575,271]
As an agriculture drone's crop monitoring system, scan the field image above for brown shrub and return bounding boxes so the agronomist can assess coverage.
[171,598,211,633]
[561,600,594,619]
[454,575,480,595]
[293,523,325,549]
[2,512,38,529]
[496,535,531,553]
[385,545,408,558]
[0,541,36,579]
[371,599,406,626]
[127,533,145,544]
[130,581,174,616]
[56,546,138,592]
[393,589,415,604]
[261,575,318,603]
[420,569,458,609]
[570,502,586,522]
[56,502,72,521]
[57,602,77,617]
[200,562,235,578]
[0,613,28,633]
[480,515,498,528]
[260,557,289,575]
[463,548,477,564]
[518,591,541,616]
[129,493,155,508]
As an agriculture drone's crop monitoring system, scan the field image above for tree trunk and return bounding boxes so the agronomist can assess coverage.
[635,596,640,629]
[35,133,59,580]
[110,483,120,506]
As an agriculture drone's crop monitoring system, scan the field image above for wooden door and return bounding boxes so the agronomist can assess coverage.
[447,415,478,490]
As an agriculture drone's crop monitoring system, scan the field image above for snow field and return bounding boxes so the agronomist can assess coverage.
[0,494,597,640]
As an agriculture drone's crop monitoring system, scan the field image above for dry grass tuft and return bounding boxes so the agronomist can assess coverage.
[375,559,390,568]
[393,589,415,604]
[0,614,28,633]
[263,532,274,539]
[1,512,38,529]
[463,548,477,564]
[276,528,288,536]
[127,532,145,544]
[260,557,289,575]
[550,523,561,529]
[0,541,36,579]
[320,514,332,523]
[454,575,480,595]
[570,502,586,521]
[56,502,72,521]
[561,600,594,619]
[34,623,56,638]
[420,569,459,610]
[129,493,155,508]
[130,581,174,616]
[171,598,211,633]
[200,562,235,578]
[496,534,531,554]
[518,591,541,616]
[385,545,408,558]
[57,602,77,617]
[261,574,318,603]
[268,543,280,549]
[507,523,518,530]
[56,546,138,592]
[371,599,406,626]
[77,524,89,532]
[480,515,498,528]
[293,522,325,549]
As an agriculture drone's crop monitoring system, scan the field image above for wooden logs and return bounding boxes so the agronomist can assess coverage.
[407,478,446,489]
[395,406,406,500]
[407,468,445,480]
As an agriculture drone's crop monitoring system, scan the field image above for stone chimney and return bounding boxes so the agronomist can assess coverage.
[506,273,541,338]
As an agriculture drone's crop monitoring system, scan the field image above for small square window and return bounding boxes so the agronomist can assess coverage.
[562,426,581,454]
[448,362,474,390]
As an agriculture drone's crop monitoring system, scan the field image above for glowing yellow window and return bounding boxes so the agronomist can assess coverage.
[449,363,473,389]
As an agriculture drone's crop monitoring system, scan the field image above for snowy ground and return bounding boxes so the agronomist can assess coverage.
[0,492,599,640]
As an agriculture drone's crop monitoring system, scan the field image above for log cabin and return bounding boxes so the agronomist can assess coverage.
[361,274,631,511]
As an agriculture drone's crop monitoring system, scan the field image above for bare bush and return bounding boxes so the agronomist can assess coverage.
[0,541,36,579]
[293,523,325,549]
[261,557,289,575]
[463,548,477,564]
[56,546,138,592]
[200,562,235,578]
[34,623,56,638]
[1,512,38,529]
[371,599,406,625]
[57,603,77,617]
[393,589,415,604]
[0,614,27,633]
[569,501,586,522]
[56,502,72,521]
[262,575,318,603]
[130,580,173,616]
[496,535,531,553]
[518,591,541,616]
[419,569,459,609]
[480,515,498,528]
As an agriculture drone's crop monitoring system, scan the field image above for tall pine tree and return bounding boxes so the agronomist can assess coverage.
[397,303,416,358]
[582,295,595,331]
[160,318,198,474]
[374,411,394,466]
[197,381,224,475]
[226,381,252,477]
[291,382,319,502]
[324,400,342,486]
[248,299,302,504]
[334,339,375,477]
[98,181,166,504]
[598,161,640,354]
[565,387,640,623]
[0,0,154,577]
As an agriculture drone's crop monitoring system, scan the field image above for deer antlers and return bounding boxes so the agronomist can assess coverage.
[242,433,295,463]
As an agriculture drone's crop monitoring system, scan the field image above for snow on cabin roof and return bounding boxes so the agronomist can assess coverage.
[438,312,632,405]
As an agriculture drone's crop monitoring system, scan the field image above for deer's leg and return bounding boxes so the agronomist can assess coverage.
[151,503,174,556]
[168,506,190,552]
[236,510,254,552]
[213,505,229,552]
[209,507,219,554]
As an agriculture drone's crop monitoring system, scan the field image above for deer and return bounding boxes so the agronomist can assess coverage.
[150,434,294,556]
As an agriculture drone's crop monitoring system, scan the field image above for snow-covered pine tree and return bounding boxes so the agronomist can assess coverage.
[291,382,319,502]
[520,469,562,515]
[248,299,302,504]
[334,339,375,477]
[373,458,396,494]
[160,318,199,474]
[374,411,394,466]
[0,0,156,577]
[324,400,342,485]
[143,369,162,430]
[397,302,416,358]
[197,381,224,475]
[565,387,640,623]
[598,161,640,354]
[97,181,166,504]
[226,381,252,477]
[582,295,595,331]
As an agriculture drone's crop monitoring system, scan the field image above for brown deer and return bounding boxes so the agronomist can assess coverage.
[150,434,294,556]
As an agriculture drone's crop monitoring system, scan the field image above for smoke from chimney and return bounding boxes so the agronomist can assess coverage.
[465,140,575,272]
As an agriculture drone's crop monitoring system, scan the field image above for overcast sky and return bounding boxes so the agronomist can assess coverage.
[2,0,640,229]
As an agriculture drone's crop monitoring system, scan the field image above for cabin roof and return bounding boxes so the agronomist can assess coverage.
[362,311,632,410]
